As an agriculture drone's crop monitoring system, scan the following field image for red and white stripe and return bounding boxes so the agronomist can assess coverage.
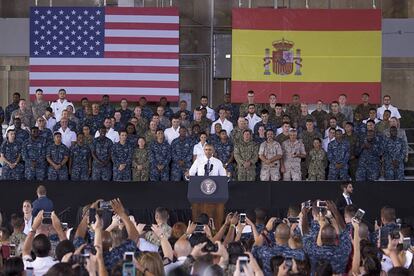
[29,7,179,102]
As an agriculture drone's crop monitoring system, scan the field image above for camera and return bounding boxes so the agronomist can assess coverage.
[380,229,401,249]
[287,217,300,224]
[403,237,411,251]
[202,242,218,253]
[194,224,205,233]
[316,200,327,208]
[239,213,246,224]
[124,252,134,263]
[301,200,312,209]
[89,208,96,224]
[237,255,249,272]
[61,222,68,231]
[42,212,52,224]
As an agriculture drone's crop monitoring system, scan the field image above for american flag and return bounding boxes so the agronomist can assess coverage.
[29,7,179,102]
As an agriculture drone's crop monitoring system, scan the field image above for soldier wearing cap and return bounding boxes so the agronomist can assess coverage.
[281,128,306,181]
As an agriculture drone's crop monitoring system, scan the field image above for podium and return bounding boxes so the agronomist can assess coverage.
[187,176,228,229]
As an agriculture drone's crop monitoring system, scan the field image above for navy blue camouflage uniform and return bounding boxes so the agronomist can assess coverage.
[327,139,350,180]
[111,142,133,181]
[70,144,91,181]
[384,136,407,180]
[149,140,171,181]
[356,136,382,181]
[303,221,352,275]
[118,109,133,125]
[39,129,53,145]
[100,103,115,119]
[170,137,193,181]
[46,143,70,180]
[5,102,18,124]
[22,137,46,180]
[14,128,29,144]
[91,137,113,181]
[0,140,24,180]
[213,139,234,174]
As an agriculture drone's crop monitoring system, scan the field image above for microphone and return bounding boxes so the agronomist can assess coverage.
[210,164,213,172]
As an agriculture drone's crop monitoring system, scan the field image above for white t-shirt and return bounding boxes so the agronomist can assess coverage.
[377,104,401,120]
[193,142,207,159]
[50,99,75,122]
[95,128,120,143]
[58,127,76,149]
[164,126,180,145]
[23,255,57,276]
[211,118,233,136]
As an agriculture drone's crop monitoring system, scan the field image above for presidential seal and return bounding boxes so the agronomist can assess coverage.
[200,178,217,195]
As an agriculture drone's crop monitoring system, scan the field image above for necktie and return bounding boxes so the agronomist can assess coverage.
[206,159,210,176]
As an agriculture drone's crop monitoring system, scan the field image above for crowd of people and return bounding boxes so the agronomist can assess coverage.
[0,89,409,182]
[0,184,413,276]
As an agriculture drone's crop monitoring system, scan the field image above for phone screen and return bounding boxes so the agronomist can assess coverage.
[89,208,96,224]
[239,213,246,224]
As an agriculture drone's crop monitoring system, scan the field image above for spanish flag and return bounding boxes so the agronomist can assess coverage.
[231,9,382,104]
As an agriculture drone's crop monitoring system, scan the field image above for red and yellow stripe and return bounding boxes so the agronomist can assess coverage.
[231,9,382,104]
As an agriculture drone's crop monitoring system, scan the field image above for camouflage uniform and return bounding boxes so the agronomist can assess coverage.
[0,106,4,125]
[149,140,171,181]
[135,118,148,137]
[239,103,263,117]
[111,142,132,181]
[90,114,105,134]
[354,121,367,140]
[297,114,315,134]
[132,148,149,181]
[22,137,46,180]
[100,103,115,118]
[269,114,284,129]
[171,137,193,181]
[300,130,322,179]
[311,109,328,134]
[285,104,301,127]
[383,136,407,180]
[118,108,133,125]
[376,120,390,134]
[31,100,49,119]
[231,127,246,146]
[0,140,24,180]
[141,106,154,121]
[354,103,376,120]
[253,122,276,136]
[282,139,306,181]
[259,140,283,181]
[343,133,359,180]
[328,112,346,128]
[113,121,125,132]
[275,133,289,145]
[307,148,327,180]
[327,140,350,180]
[14,128,30,144]
[159,116,171,129]
[53,120,77,132]
[213,139,234,175]
[144,223,172,246]
[39,129,53,146]
[356,137,382,181]
[70,144,91,181]
[189,119,210,134]
[126,134,138,148]
[46,143,70,180]
[234,140,258,181]
[91,137,113,181]
[5,103,19,125]
[338,105,354,123]
[144,131,156,146]
[10,109,35,128]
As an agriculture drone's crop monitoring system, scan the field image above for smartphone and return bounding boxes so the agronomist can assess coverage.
[25,267,34,276]
[99,201,112,210]
[194,224,205,233]
[9,244,16,257]
[239,213,246,224]
[42,212,52,224]
[301,200,312,209]
[122,262,136,276]
[285,257,293,271]
[238,255,249,272]
[89,208,96,224]
[124,252,134,262]
[61,222,68,231]
[352,209,365,223]
[403,237,411,250]
[202,242,218,253]
[316,200,327,208]
[209,218,214,228]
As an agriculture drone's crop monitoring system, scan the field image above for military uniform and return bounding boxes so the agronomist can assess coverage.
[276,133,289,145]
[239,103,263,117]
[141,106,154,121]
[234,140,258,181]
[0,140,24,180]
[5,102,19,124]
[343,133,359,180]
[91,137,113,181]
[300,130,322,179]
[10,109,35,127]
[144,131,156,146]
[189,119,210,134]
[231,127,246,146]
[297,114,315,134]
[354,121,367,140]
[149,140,171,181]
[311,109,328,134]
[126,134,138,148]
[269,113,284,129]
[376,120,390,134]
[285,104,301,127]
[14,128,30,145]
[70,144,91,181]
[135,117,148,137]
[22,137,46,180]
[259,140,283,181]
[0,107,4,124]
[328,112,346,128]
[327,140,350,180]
[282,139,306,181]
[53,120,77,132]
[339,105,353,123]
[100,103,115,118]
[170,137,193,181]
[308,148,327,180]
[356,137,382,181]
[46,143,70,180]
[90,114,104,134]
[113,121,125,132]
[253,121,276,136]
[39,129,53,146]
[111,142,132,181]
[383,136,407,180]
[159,116,171,129]
[354,103,376,120]
[144,223,172,246]
[214,139,234,175]
[32,100,49,120]
[132,148,149,181]
[118,108,133,125]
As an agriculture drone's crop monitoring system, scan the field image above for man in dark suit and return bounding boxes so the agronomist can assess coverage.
[335,182,354,215]
[32,185,54,217]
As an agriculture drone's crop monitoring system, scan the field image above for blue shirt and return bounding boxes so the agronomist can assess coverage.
[32,196,54,217]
